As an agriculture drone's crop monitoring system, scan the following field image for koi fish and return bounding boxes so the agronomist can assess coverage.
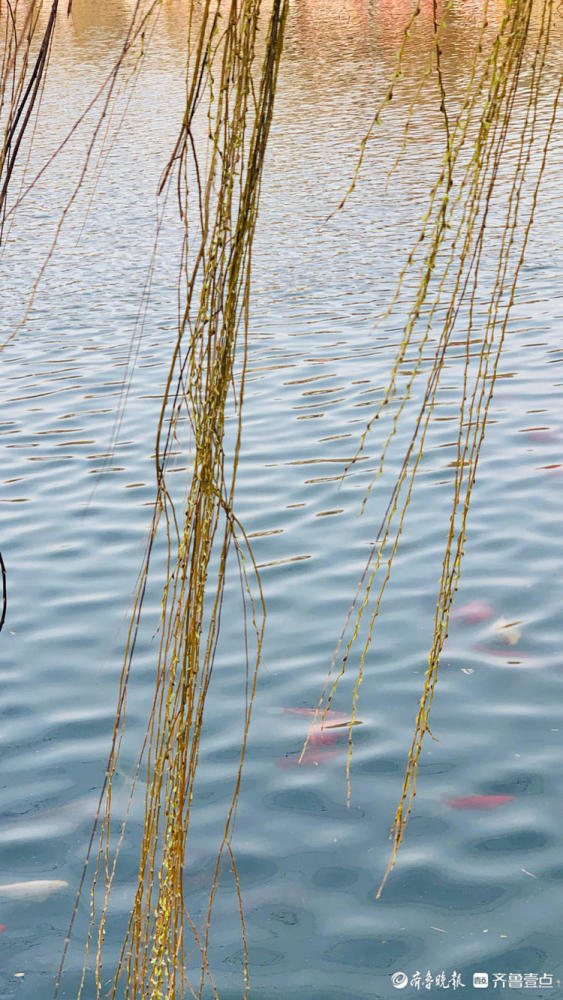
[474,645,531,663]
[445,795,515,810]
[0,880,69,900]
[276,748,341,769]
[452,600,494,625]
[283,708,351,720]
[278,708,363,767]
[520,427,559,444]
[283,708,361,748]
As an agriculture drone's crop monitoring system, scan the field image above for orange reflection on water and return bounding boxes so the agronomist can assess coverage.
[289,0,535,73]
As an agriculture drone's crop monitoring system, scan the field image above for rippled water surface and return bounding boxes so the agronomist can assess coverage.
[1,1,563,997]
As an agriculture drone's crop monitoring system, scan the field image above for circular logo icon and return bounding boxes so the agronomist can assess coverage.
[391,971,409,989]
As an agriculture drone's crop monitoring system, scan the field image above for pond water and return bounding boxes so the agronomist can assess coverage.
[1,1,563,997]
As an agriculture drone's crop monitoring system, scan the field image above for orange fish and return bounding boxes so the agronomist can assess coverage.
[474,645,531,664]
[276,748,341,769]
[445,794,515,809]
[452,600,494,624]
[520,427,559,444]
[283,708,355,748]
[278,708,362,767]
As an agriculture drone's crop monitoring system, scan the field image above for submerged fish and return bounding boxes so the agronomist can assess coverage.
[278,708,363,767]
[445,795,515,810]
[452,600,494,625]
[276,748,341,769]
[282,708,351,721]
[520,427,559,444]
[474,645,531,664]
[0,879,69,900]
[283,708,361,748]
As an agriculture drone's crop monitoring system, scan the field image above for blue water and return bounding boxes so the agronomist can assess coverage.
[1,2,563,997]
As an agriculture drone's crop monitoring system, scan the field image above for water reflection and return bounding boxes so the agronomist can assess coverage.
[67,0,137,37]
[2,0,563,997]
[283,0,531,97]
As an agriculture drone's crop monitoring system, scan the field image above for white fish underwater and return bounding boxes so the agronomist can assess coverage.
[0,879,69,900]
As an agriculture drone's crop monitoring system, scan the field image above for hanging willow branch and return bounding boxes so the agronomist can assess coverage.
[306,0,562,895]
[4,0,558,991]
[0,0,60,242]
[1,0,166,350]
[54,2,288,999]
